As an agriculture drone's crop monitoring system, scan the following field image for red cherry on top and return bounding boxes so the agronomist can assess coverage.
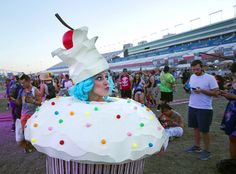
[62,30,73,49]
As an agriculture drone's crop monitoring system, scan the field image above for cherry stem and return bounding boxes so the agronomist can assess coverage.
[55,13,74,30]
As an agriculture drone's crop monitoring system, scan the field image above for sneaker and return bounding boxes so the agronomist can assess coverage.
[185,145,202,153]
[199,150,211,160]
[11,124,15,132]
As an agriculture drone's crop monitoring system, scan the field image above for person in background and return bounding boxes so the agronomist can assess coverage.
[120,68,132,99]
[132,72,145,103]
[219,62,236,159]
[9,76,22,132]
[39,73,56,101]
[186,60,219,161]
[159,65,176,107]
[5,78,11,111]
[16,74,42,152]
[217,63,236,174]
[159,103,184,140]
[53,77,61,94]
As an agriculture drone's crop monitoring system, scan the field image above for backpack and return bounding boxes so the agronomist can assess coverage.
[45,83,56,100]
[10,83,22,99]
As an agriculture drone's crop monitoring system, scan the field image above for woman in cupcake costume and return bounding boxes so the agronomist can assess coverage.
[24,14,168,174]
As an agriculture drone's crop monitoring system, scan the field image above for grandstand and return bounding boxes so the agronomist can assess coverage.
[109,17,236,72]
[48,17,236,73]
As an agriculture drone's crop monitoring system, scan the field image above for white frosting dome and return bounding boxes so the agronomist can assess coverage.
[24,97,168,164]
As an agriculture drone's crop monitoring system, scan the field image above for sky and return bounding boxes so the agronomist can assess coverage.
[0,0,236,73]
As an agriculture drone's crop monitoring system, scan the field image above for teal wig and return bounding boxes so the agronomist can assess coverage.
[69,73,114,101]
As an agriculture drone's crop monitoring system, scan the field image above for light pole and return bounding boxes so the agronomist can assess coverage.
[161,28,169,37]
[174,23,183,33]
[190,17,200,30]
[233,5,236,17]
[209,10,222,24]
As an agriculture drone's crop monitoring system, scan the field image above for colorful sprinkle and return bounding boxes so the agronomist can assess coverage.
[84,111,90,117]
[134,106,138,110]
[150,115,155,121]
[48,127,53,131]
[56,96,60,99]
[59,119,63,124]
[140,122,145,127]
[141,104,145,107]
[127,100,131,103]
[127,132,132,136]
[59,140,64,145]
[54,111,59,115]
[116,114,121,119]
[86,101,90,104]
[101,139,106,145]
[146,108,151,111]
[31,138,36,143]
[131,143,138,149]
[94,107,99,111]
[85,123,92,128]
[70,111,74,116]
[36,107,39,112]
[157,127,162,131]
[33,123,38,128]
[24,125,27,128]
[51,102,55,106]
[149,143,153,147]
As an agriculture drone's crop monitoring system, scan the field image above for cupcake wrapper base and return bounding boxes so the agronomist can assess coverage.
[46,156,145,174]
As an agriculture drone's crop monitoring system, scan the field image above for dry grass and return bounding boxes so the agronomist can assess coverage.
[0,88,229,174]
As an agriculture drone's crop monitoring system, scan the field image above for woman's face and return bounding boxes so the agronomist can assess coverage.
[135,73,140,79]
[91,71,109,99]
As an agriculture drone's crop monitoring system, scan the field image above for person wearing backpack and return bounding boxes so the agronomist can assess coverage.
[39,73,56,101]
[9,76,22,132]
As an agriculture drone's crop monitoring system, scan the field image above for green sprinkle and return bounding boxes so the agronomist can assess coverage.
[59,119,63,124]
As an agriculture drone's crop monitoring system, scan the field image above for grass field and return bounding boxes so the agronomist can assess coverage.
[0,85,230,174]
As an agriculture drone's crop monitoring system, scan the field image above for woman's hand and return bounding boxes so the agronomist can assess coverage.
[220,90,236,100]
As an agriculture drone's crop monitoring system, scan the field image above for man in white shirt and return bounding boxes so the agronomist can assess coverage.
[186,60,219,161]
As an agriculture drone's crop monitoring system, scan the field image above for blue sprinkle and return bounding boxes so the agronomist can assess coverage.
[149,143,153,147]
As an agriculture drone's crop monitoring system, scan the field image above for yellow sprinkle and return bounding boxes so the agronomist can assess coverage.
[33,123,38,127]
[146,108,151,111]
[131,143,138,149]
[70,111,74,116]
[31,138,36,143]
[150,115,155,121]
[84,112,90,117]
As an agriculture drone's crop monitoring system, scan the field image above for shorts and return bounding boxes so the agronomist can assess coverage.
[160,92,173,102]
[121,90,132,99]
[165,127,183,137]
[21,114,32,129]
[188,106,213,133]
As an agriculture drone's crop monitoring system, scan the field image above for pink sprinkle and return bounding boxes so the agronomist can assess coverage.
[157,127,162,131]
[134,106,138,110]
[48,127,53,131]
[127,132,132,136]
